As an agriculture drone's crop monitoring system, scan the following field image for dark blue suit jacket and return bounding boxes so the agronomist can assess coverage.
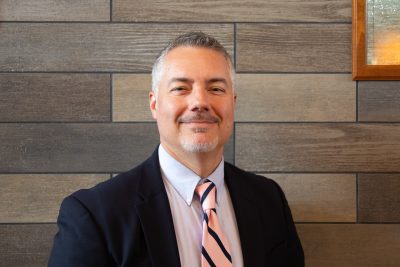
[48,148,304,266]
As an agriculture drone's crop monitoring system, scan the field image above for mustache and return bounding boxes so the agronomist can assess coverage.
[178,113,220,123]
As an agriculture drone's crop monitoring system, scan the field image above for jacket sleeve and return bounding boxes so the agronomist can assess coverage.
[48,195,113,267]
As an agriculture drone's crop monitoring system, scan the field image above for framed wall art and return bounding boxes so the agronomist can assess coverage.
[353,0,400,80]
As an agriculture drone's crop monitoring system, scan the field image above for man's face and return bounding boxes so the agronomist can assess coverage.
[149,46,236,156]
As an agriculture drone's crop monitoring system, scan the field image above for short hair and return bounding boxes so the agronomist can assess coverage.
[151,32,235,95]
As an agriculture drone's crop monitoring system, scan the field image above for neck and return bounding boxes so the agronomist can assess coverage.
[161,143,223,178]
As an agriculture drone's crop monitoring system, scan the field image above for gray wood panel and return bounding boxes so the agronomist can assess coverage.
[358,81,400,122]
[0,74,111,122]
[113,74,356,122]
[0,224,57,267]
[358,174,400,223]
[113,74,153,121]
[0,0,110,21]
[0,23,233,72]
[0,123,159,172]
[236,24,351,72]
[0,174,109,223]
[235,74,355,122]
[266,174,356,222]
[236,123,400,172]
[0,123,234,172]
[113,0,351,23]
[297,224,400,266]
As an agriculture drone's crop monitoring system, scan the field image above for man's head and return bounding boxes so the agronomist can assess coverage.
[149,32,236,158]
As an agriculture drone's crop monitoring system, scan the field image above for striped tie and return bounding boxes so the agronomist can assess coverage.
[196,180,232,267]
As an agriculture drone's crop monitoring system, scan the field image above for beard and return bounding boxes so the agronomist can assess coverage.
[178,112,220,153]
[180,131,219,153]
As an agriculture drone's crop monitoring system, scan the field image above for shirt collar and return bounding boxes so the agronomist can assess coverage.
[158,144,225,206]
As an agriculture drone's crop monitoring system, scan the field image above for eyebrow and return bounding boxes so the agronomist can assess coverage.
[167,77,228,87]
[206,78,228,86]
[168,78,194,87]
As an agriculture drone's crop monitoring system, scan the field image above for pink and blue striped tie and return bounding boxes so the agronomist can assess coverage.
[196,180,232,267]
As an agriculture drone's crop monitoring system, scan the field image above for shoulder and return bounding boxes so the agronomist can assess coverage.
[224,161,283,196]
[63,150,161,220]
[73,162,145,207]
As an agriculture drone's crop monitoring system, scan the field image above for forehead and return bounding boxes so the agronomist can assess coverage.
[161,47,231,78]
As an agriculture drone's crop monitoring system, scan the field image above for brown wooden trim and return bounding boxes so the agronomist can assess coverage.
[352,0,400,80]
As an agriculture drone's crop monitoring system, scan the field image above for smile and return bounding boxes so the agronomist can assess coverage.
[183,120,216,124]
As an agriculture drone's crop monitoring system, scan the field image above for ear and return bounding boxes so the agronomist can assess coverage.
[233,92,237,105]
[149,91,157,120]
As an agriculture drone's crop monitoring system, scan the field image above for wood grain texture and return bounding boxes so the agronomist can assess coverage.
[297,224,400,266]
[0,74,111,122]
[265,173,356,222]
[236,123,400,172]
[0,23,233,72]
[0,174,109,223]
[236,74,355,122]
[113,0,351,22]
[236,24,351,72]
[358,174,400,223]
[0,123,159,173]
[0,123,234,172]
[0,0,110,21]
[358,81,400,122]
[113,74,153,121]
[0,224,57,267]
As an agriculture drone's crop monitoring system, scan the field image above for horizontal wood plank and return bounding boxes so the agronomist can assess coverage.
[0,224,57,267]
[0,174,109,223]
[0,0,110,21]
[265,173,356,222]
[237,24,351,72]
[358,81,400,122]
[0,74,111,122]
[113,74,356,122]
[297,224,400,266]
[236,74,355,122]
[0,23,233,72]
[0,123,159,172]
[113,74,153,121]
[113,0,350,22]
[358,174,400,223]
[0,123,233,172]
[236,123,400,172]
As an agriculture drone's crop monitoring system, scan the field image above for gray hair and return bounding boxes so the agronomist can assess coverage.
[151,32,235,95]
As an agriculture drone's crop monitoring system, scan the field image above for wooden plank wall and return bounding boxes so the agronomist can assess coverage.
[1,1,399,266]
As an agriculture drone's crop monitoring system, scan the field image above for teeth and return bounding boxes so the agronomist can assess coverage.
[193,128,208,133]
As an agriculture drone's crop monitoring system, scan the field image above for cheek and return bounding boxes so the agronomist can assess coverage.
[158,99,185,120]
[219,103,235,120]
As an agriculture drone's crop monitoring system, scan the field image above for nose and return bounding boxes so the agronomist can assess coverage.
[189,86,210,112]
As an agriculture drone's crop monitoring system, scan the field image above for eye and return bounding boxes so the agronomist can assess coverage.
[170,86,189,94]
[209,87,226,94]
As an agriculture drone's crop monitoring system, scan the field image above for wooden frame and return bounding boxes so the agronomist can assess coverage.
[352,0,400,80]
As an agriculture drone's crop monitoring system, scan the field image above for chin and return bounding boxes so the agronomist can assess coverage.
[180,137,219,153]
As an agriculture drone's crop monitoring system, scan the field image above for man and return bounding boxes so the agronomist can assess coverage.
[48,32,304,267]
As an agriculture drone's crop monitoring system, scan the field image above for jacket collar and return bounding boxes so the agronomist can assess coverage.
[225,163,265,267]
[134,147,181,267]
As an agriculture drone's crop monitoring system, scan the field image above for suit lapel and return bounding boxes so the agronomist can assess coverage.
[225,163,265,267]
[135,149,181,267]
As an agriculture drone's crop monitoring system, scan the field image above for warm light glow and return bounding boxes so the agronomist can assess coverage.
[372,31,400,65]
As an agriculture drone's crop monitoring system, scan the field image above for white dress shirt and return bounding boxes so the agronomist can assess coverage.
[158,145,243,267]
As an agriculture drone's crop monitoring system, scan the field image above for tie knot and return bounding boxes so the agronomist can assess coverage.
[195,180,216,210]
